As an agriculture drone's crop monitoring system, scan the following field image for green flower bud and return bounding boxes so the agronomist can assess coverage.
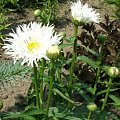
[0,100,3,110]
[108,67,119,78]
[97,34,107,44]
[34,9,41,17]
[87,103,97,111]
[46,45,60,60]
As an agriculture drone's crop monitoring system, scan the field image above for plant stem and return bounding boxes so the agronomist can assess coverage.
[92,44,103,99]
[93,67,100,98]
[69,52,76,88]
[101,77,113,111]
[46,59,54,116]
[87,111,92,120]
[33,63,40,108]
[40,59,45,108]
[57,69,61,82]
[68,24,78,108]
[73,24,78,53]
[69,24,78,88]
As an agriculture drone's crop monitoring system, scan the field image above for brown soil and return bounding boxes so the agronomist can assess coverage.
[0,79,31,111]
[0,0,116,112]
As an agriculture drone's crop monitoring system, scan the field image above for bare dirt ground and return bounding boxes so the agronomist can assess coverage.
[0,0,116,112]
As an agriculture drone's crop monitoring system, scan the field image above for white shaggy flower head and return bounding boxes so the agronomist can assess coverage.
[71,0,100,23]
[3,22,61,67]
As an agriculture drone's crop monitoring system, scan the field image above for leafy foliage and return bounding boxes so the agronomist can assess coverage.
[0,60,31,88]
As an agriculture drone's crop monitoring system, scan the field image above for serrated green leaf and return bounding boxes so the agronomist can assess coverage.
[24,108,45,115]
[86,87,94,95]
[77,55,98,69]
[109,94,120,103]
[74,82,94,95]
[109,94,120,110]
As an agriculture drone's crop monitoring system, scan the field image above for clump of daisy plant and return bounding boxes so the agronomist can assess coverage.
[3,22,62,109]
[68,0,100,93]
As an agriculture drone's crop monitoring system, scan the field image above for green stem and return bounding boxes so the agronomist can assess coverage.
[33,63,40,108]
[101,77,113,111]
[93,67,100,99]
[46,59,54,116]
[87,111,92,120]
[40,59,45,108]
[92,44,103,99]
[69,52,76,88]
[57,69,61,83]
[69,24,78,88]
[68,24,78,108]
[73,24,78,53]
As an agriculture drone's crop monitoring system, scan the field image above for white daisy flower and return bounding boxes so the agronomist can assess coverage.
[3,22,61,67]
[71,0,100,23]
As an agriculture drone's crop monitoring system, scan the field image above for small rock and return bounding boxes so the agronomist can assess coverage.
[2,95,8,99]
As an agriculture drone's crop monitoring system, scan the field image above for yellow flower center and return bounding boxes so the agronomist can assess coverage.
[27,41,41,54]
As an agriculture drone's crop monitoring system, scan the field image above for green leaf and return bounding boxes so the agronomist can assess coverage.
[109,94,120,104]
[109,94,120,110]
[73,82,94,95]
[78,89,91,102]
[77,55,98,69]
[53,88,80,106]
[86,87,94,95]
[24,108,45,115]
[80,44,98,56]
[96,88,120,96]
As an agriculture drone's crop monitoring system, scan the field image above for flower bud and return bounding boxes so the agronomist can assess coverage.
[108,67,119,78]
[46,45,60,60]
[97,34,107,44]
[34,9,41,17]
[87,103,97,111]
[0,100,3,110]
